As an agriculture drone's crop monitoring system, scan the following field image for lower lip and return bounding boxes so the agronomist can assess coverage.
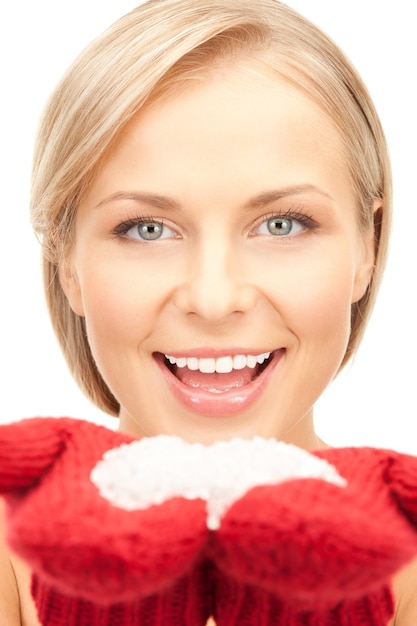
[155,350,284,417]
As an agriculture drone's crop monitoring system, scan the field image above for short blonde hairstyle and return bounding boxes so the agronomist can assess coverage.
[31,0,391,416]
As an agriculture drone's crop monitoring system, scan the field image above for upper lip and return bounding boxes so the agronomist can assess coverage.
[155,348,278,359]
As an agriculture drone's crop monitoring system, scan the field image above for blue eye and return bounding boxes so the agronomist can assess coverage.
[114,219,177,241]
[256,216,304,237]
[132,221,165,240]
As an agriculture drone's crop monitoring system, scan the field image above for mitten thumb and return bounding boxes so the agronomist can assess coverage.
[387,450,417,528]
[0,417,68,493]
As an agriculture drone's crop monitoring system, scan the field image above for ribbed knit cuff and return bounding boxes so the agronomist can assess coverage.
[32,566,212,626]
[212,571,394,626]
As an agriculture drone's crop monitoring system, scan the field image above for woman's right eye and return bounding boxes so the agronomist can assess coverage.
[113,218,177,242]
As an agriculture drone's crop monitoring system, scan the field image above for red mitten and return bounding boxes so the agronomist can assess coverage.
[3,417,417,626]
[385,449,417,527]
[0,417,67,491]
[212,571,394,626]
[211,447,417,625]
[0,418,211,626]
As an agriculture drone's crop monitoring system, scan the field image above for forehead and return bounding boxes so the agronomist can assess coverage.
[84,59,354,212]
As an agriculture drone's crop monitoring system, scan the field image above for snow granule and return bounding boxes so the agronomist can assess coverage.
[90,437,346,530]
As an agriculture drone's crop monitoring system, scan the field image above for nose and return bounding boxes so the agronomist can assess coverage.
[173,241,258,323]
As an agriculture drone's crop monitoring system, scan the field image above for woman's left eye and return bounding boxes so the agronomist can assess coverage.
[254,214,310,237]
[114,219,177,241]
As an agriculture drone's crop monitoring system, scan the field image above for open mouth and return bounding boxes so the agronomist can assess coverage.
[158,351,275,394]
[154,349,284,416]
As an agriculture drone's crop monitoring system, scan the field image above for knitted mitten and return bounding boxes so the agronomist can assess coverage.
[0,418,212,626]
[212,571,394,626]
[2,417,417,626]
[210,446,417,625]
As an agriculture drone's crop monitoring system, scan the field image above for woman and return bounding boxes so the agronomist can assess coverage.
[1,0,416,623]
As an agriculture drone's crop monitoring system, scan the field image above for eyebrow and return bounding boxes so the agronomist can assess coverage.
[95,192,181,211]
[95,184,333,211]
[243,184,334,209]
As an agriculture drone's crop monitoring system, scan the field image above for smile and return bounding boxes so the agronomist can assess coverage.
[165,352,271,374]
[155,349,284,416]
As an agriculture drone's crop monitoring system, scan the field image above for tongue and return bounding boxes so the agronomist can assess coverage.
[175,366,256,392]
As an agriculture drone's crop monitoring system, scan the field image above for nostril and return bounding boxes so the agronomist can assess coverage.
[172,268,258,321]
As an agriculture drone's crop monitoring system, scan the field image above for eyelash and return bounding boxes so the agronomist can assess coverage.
[250,208,318,236]
[111,215,177,242]
[111,208,318,241]
[112,215,162,235]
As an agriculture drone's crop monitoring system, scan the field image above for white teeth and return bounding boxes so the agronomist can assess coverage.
[215,356,233,374]
[233,355,247,370]
[199,358,216,374]
[246,355,258,369]
[165,352,271,374]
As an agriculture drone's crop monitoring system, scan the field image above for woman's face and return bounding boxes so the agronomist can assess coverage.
[62,61,375,447]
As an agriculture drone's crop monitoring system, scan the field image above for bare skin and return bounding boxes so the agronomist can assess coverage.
[0,500,41,626]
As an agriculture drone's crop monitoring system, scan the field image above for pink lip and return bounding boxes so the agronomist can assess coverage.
[154,349,284,417]
[162,347,272,358]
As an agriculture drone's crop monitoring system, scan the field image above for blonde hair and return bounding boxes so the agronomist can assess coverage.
[31,0,391,416]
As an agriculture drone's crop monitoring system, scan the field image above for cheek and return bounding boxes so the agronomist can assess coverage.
[262,254,355,346]
[76,256,170,349]
[302,279,352,346]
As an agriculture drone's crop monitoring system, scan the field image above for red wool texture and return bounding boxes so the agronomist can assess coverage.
[1,417,417,626]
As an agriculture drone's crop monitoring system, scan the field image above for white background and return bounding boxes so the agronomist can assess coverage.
[1,2,416,452]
